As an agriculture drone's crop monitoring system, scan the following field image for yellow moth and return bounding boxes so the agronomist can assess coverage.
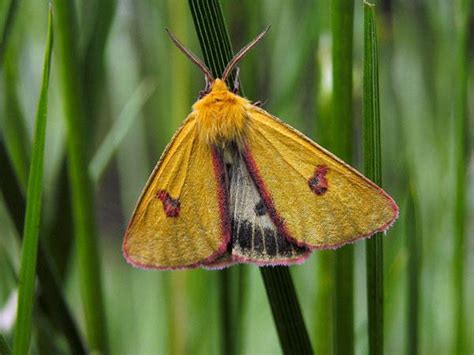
[123,28,398,269]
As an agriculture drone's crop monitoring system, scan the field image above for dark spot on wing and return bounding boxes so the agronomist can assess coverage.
[264,232,277,256]
[156,190,181,217]
[254,200,267,216]
[233,220,307,258]
[308,165,329,195]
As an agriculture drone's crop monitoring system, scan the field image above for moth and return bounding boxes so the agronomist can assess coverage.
[122,28,399,270]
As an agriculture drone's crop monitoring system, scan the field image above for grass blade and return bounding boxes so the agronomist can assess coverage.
[188,1,313,354]
[406,187,420,355]
[331,0,355,353]
[187,3,242,354]
[453,0,472,353]
[363,2,384,354]
[0,140,86,355]
[12,6,53,354]
[89,78,156,184]
[53,0,108,352]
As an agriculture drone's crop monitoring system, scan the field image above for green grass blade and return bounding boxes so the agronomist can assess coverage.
[363,2,384,354]
[188,1,313,354]
[0,0,18,64]
[12,6,53,354]
[53,0,109,352]
[0,332,12,355]
[0,140,87,355]
[406,187,420,355]
[89,78,156,184]
[331,0,355,354]
[453,0,472,353]
[187,3,242,354]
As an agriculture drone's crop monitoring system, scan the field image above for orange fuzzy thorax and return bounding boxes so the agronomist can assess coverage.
[193,79,251,147]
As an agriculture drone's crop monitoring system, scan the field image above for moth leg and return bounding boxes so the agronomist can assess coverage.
[232,67,241,94]
[198,75,212,99]
[252,99,267,107]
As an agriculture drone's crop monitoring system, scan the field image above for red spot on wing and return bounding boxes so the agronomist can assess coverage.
[308,165,329,195]
[156,190,181,217]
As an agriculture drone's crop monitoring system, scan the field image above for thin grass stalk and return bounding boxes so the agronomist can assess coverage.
[453,0,472,353]
[331,0,355,353]
[406,187,420,355]
[166,4,191,354]
[363,3,384,354]
[12,7,53,354]
[0,0,19,64]
[0,140,86,355]
[187,1,241,355]
[53,0,108,352]
[188,1,312,354]
[313,6,334,354]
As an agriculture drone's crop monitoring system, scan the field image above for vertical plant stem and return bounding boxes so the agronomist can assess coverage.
[406,187,420,355]
[363,2,384,354]
[53,0,108,352]
[331,0,355,354]
[453,0,472,353]
[12,6,53,354]
[261,267,313,355]
[187,2,240,355]
[187,1,312,354]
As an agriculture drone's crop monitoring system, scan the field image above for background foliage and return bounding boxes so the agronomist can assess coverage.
[0,0,473,354]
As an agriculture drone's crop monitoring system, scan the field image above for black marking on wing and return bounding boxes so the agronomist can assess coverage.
[254,200,267,216]
[228,151,309,263]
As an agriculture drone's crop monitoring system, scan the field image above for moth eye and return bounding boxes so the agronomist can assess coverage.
[254,200,267,216]
[308,165,329,196]
[156,190,181,217]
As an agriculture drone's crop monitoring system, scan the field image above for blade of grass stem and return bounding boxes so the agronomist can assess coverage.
[331,0,355,354]
[453,0,472,353]
[0,332,12,355]
[363,3,384,354]
[12,6,53,354]
[89,78,156,184]
[53,0,108,352]
[187,2,241,354]
[406,187,420,355]
[188,1,313,354]
[0,0,19,64]
[0,139,86,355]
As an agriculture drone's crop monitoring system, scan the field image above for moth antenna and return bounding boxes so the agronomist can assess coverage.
[166,28,215,83]
[222,26,270,82]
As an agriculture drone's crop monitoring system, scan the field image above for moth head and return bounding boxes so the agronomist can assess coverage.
[166,26,270,96]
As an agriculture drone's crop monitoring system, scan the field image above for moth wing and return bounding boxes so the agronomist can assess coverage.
[243,107,399,249]
[123,114,230,269]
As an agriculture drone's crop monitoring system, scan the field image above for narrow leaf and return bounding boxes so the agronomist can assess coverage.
[53,0,109,351]
[331,0,355,353]
[89,78,156,184]
[406,187,420,355]
[13,6,53,354]
[363,2,384,354]
[188,1,313,354]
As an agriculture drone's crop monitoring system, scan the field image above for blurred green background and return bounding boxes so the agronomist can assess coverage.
[0,0,473,354]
